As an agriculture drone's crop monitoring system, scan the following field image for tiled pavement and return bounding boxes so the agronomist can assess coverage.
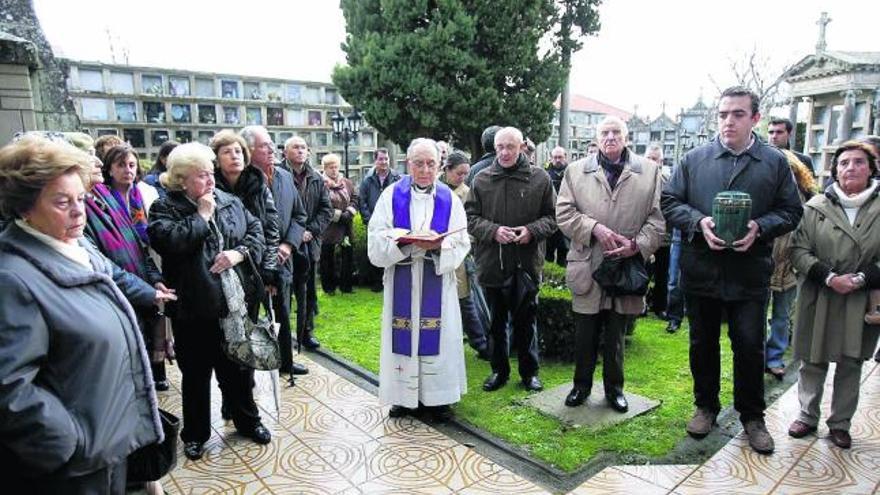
[158,357,880,494]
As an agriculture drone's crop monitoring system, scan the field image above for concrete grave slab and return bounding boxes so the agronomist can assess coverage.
[522,382,661,428]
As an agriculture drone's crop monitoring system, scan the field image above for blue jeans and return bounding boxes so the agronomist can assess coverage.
[765,286,796,369]
[666,229,684,323]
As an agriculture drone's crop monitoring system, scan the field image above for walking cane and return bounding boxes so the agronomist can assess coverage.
[266,297,283,413]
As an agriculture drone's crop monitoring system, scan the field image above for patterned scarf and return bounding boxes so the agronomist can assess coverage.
[110,184,149,244]
[85,183,147,278]
[323,174,351,210]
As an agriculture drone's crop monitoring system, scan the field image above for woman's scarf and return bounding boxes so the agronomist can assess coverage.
[324,174,351,210]
[110,183,149,244]
[86,183,147,278]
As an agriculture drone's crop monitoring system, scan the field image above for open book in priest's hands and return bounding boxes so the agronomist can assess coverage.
[388,226,466,245]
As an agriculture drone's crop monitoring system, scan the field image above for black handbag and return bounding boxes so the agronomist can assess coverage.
[499,247,539,315]
[592,255,649,296]
[127,408,179,482]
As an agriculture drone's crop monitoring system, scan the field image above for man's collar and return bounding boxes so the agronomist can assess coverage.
[719,133,757,157]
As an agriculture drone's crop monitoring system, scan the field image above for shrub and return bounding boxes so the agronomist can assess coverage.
[537,263,575,361]
[351,213,371,285]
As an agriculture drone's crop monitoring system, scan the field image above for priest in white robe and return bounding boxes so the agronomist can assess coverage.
[368,138,470,420]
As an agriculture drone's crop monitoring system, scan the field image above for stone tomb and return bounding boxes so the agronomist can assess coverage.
[523,383,660,427]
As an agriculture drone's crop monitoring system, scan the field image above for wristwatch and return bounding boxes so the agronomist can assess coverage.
[234,245,249,257]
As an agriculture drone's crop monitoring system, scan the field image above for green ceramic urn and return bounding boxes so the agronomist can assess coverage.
[712,191,751,246]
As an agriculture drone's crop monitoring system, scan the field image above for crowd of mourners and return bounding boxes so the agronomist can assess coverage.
[2,85,880,494]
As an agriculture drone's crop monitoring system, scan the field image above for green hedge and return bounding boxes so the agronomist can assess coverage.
[538,263,575,362]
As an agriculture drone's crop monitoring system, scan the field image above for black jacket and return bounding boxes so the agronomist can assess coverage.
[358,166,401,225]
[466,154,558,287]
[465,152,495,187]
[661,135,803,300]
[147,189,264,319]
[214,166,280,285]
[284,161,333,262]
[546,163,567,193]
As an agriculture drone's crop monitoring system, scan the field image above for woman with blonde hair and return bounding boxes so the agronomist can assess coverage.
[147,142,271,460]
[319,152,358,294]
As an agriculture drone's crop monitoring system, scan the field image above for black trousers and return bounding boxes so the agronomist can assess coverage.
[319,242,353,293]
[273,278,295,371]
[545,230,568,266]
[292,253,318,339]
[484,287,539,380]
[686,294,767,422]
[459,295,487,351]
[649,245,669,315]
[173,317,261,443]
[572,311,630,396]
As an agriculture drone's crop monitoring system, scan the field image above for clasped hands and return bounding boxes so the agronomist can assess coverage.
[592,223,638,258]
[699,217,759,252]
[494,225,532,245]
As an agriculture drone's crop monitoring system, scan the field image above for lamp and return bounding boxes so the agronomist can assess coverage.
[332,108,363,177]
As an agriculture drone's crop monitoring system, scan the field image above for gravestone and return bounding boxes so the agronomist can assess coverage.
[523,383,660,428]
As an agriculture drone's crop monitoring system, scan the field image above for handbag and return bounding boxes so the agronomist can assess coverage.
[209,220,281,371]
[592,255,649,296]
[499,246,539,315]
[127,408,179,482]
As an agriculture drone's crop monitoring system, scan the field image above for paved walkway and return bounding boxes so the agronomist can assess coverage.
[158,357,880,494]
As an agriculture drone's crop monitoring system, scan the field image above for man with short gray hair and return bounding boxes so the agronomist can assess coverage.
[466,127,557,393]
[545,146,569,265]
[368,138,470,420]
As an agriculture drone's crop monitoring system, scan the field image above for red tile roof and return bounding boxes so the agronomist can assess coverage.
[555,95,633,121]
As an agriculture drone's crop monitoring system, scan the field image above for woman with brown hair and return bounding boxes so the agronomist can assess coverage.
[319,152,358,294]
[788,141,880,449]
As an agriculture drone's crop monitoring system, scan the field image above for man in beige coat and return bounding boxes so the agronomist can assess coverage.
[556,116,665,412]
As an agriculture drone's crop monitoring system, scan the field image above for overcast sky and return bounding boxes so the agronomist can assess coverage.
[34,0,879,119]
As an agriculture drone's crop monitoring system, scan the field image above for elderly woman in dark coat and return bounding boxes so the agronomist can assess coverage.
[788,141,880,449]
[0,136,162,493]
[147,142,271,461]
[319,152,358,294]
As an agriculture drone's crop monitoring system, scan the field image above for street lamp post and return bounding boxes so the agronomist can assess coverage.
[331,109,363,178]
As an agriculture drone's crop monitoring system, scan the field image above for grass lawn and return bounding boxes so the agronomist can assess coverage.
[312,287,735,472]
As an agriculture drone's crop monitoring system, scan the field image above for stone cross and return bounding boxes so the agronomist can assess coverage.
[816,12,831,54]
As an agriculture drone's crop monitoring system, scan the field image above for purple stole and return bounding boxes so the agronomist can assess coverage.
[391,176,452,357]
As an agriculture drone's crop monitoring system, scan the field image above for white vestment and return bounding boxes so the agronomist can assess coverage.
[368,182,470,408]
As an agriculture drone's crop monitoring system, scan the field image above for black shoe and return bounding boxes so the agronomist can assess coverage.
[242,424,271,445]
[154,380,170,392]
[183,441,204,460]
[388,405,413,418]
[665,320,681,333]
[522,375,544,392]
[291,361,309,375]
[303,335,321,350]
[430,405,453,422]
[606,394,629,413]
[564,388,589,407]
[221,404,231,421]
[482,373,508,392]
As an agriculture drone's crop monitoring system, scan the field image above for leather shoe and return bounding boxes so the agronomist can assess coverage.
[788,420,817,438]
[154,380,170,392]
[183,441,204,460]
[522,376,544,392]
[290,362,309,375]
[564,388,589,407]
[665,320,681,333]
[302,335,321,350]
[243,424,272,445]
[388,405,413,418]
[765,366,785,380]
[829,429,852,449]
[606,394,629,413]
[482,373,508,392]
[429,405,453,422]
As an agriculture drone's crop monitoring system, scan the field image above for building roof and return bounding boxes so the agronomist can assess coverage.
[784,50,880,83]
[555,94,633,121]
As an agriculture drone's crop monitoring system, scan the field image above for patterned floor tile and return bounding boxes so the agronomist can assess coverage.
[457,469,550,494]
[247,435,354,493]
[354,462,454,494]
[772,437,879,494]
[615,464,699,491]
[409,444,503,492]
[570,466,671,495]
